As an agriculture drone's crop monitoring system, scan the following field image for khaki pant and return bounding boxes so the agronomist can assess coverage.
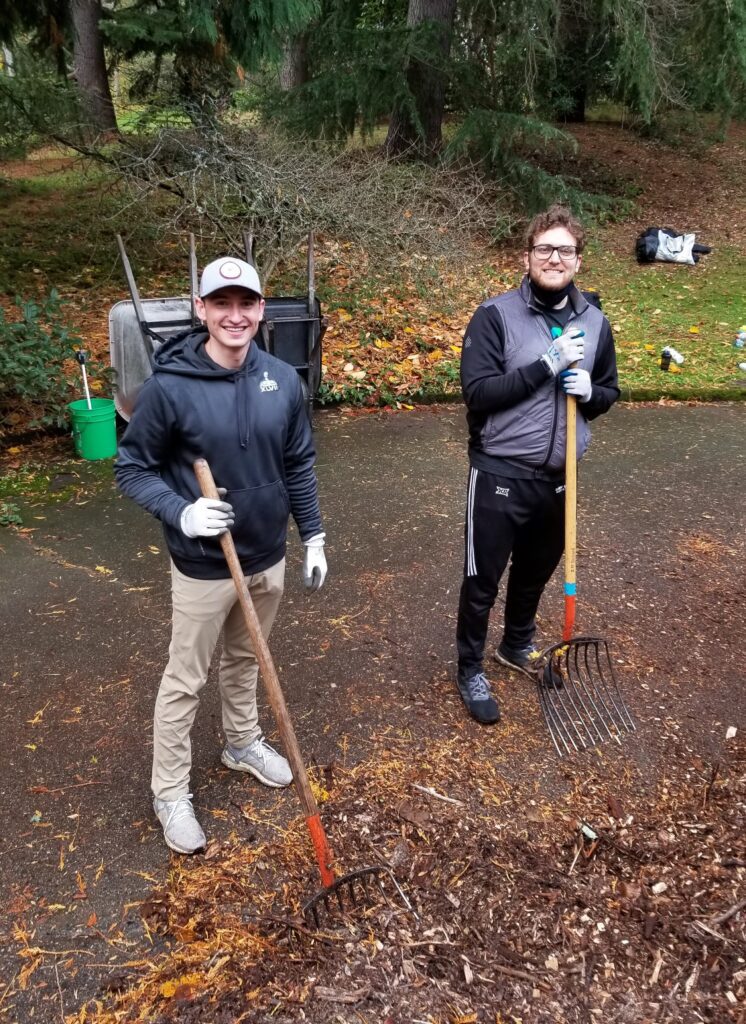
[152,558,285,801]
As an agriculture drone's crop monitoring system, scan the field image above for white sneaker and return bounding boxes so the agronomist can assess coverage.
[153,794,206,854]
[221,736,293,788]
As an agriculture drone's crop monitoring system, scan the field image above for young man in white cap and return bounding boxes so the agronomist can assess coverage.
[116,257,327,854]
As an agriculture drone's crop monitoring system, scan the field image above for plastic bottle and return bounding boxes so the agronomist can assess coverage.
[663,345,684,365]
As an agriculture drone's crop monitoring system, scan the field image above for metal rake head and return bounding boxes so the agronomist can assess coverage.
[534,636,635,757]
[301,865,396,928]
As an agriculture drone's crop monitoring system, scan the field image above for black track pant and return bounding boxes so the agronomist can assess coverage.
[456,467,565,677]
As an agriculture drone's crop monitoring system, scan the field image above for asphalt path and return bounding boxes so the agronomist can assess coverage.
[1,402,744,1018]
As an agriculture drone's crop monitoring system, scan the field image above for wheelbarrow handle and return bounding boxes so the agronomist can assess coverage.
[193,458,336,888]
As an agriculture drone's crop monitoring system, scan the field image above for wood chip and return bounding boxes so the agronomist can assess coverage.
[314,984,372,1004]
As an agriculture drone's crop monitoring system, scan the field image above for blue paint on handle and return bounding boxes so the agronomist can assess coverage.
[564,582,577,596]
[551,326,563,339]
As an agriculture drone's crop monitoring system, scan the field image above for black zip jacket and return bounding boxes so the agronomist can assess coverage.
[115,329,322,579]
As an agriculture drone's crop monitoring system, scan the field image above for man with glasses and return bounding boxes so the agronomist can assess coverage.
[455,204,619,725]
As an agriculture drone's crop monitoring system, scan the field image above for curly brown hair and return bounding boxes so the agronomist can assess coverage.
[525,204,586,253]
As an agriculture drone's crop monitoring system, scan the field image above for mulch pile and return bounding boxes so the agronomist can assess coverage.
[51,728,745,1024]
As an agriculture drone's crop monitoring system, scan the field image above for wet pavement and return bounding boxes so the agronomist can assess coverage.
[1,402,744,1018]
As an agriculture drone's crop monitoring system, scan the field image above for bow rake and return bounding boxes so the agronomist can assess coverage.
[194,459,414,928]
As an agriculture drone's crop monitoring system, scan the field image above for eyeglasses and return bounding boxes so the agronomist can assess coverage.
[531,244,578,261]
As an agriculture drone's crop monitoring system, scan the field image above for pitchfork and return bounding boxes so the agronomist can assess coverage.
[533,375,635,757]
[194,460,411,927]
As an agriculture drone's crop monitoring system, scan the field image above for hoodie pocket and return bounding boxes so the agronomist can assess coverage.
[228,480,290,560]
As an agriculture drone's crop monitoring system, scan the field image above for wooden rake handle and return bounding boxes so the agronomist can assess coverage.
[193,459,336,888]
[563,390,578,642]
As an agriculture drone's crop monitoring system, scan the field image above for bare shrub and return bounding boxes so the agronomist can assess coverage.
[110,120,511,281]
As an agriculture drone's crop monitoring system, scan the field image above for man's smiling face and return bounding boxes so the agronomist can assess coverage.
[195,286,265,361]
[524,225,582,293]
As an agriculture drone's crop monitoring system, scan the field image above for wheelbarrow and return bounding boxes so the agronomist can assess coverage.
[110,232,325,422]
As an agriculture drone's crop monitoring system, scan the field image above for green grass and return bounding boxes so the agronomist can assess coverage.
[586,244,746,400]
[0,458,114,528]
[0,168,116,294]
[116,105,192,134]
[315,238,746,408]
[0,165,185,299]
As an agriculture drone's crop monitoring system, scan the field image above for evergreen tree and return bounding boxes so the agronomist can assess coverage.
[104,0,320,106]
[0,0,70,74]
[71,0,117,133]
[681,0,746,122]
[385,0,457,157]
[0,0,117,133]
[258,0,412,141]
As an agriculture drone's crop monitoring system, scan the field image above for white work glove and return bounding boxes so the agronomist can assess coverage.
[540,329,585,377]
[302,532,327,592]
[180,492,234,538]
[560,367,593,402]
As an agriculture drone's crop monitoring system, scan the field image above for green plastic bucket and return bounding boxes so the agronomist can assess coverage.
[68,398,117,460]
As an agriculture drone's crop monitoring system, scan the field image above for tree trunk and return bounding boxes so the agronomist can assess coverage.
[557,6,589,123]
[70,0,118,136]
[279,35,309,91]
[385,0,457,159]
[565,80,587,123]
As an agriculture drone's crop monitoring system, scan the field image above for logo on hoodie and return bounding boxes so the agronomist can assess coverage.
[259,371,279,393]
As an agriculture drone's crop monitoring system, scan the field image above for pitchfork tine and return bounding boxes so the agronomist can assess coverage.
[589,642,627,737]
[543,661,582,752]
[582,644,618,741]
[538,677,575,756]
[572,643,614,742]
[596,640,635,733]
[581,640,628,738]
[578,642,617,742]
[549,652,593,749]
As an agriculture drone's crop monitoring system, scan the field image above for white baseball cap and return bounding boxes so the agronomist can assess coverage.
[199,257,263,298]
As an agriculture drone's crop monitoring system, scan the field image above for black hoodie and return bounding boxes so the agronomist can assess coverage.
[115,329,322,579]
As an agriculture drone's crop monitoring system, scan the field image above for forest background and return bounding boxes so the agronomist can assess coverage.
[0,0,745,445]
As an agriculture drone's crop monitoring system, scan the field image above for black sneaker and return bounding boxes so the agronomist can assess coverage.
[495,641,563,689]
[456,671,501,724]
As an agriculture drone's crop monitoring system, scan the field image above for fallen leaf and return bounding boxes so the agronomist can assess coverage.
[607,794,624,819]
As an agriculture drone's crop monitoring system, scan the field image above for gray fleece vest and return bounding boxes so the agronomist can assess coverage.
[478,279,605,473]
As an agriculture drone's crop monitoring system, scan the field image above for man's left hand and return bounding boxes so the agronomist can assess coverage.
[560,368,592,402]
[303,533,327,591]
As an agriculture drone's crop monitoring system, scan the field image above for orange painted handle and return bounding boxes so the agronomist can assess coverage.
[306,814,336,889]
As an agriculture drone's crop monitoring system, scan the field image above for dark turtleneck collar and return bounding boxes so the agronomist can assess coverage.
[528,278,575,308]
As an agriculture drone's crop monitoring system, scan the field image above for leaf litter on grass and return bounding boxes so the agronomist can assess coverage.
[3,124,746,412]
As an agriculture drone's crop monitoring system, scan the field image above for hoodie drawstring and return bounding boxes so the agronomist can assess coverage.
[237,364,250,449]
